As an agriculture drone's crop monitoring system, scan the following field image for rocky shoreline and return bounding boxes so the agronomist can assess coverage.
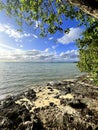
[0,75,98,130]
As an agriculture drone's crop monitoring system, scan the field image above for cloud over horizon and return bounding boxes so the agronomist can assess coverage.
[57,27,82,44]
[0,43,79,62]
[60,50,79,61]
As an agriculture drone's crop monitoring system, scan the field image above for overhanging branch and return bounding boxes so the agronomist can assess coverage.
[67,0,98,19]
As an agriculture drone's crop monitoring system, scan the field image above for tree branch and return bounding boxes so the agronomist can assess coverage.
[67,0,98,19]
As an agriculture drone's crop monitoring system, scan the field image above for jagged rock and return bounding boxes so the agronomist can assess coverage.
[53,94,60,99]
[33,116,46,130]
[60,98,67,105]
[17,121,33,130]
[2,96,15,108]
[68,99,87,109]
[24,89,36,100]
[34,107,40,113]
[95,127,98,130]
[47,81,56,86]
[49,102,55,107]
[0,77,98,130]
[87,125,93,130]
[47,81,62,87]
[47,87,54,91]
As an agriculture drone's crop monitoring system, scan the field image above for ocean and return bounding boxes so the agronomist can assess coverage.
[0,62,82,100]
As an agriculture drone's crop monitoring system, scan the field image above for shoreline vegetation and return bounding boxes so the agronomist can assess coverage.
[0,75,98,130]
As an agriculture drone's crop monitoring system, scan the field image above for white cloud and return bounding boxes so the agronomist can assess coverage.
[32,34,38,39]
[23,32,31,37]
[44,48,50,52]
[0,23,31,41]
[0,43,79,62]
[59,49,79,61]
[57,27,82,44]
[49,37,53,40]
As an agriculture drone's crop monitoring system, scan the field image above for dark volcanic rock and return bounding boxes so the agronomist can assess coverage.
[47,87,54,91]
[95,127,98,130]
[60,98,67,106]
[33,116,46,130]
[0,89,36,130]
[0,77,98,130]
[24,89,36,100]
[68,99,87,109]
[0,103,32,130]
[2,96,15,108]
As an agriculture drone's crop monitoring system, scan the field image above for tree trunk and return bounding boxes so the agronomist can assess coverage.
[67,0,98,19]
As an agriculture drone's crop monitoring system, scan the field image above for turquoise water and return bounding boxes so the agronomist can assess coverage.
[0,62,81,100]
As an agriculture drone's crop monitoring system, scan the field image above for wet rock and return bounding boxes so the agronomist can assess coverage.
[47,81,55,86]
[0,75,98,130]
[47,81,62,87]
[66,86,72,94]
[2,96,15,108]
[24,89,36,100]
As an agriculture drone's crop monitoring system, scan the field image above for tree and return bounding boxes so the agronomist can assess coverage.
[0,0,93,35]
[67,0,98,19]
[0,0,98,84]
[77,21,98,84]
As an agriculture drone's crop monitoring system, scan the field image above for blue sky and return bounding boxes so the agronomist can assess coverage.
[0,10,84,62]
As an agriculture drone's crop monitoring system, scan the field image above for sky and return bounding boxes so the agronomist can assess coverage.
[0,9,84,62]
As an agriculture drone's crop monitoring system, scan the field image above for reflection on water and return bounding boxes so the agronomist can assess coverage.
[0,62,82,100]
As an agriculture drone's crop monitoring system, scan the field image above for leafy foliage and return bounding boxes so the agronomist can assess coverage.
[77,21,98,84]
[0,0,90,36]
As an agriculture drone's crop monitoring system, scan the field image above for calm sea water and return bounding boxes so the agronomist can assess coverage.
[0,62,82,100]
